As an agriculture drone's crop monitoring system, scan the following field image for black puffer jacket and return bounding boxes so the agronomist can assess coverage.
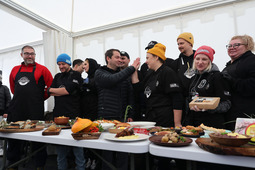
[95,66,135,120]
[0,81,11,115]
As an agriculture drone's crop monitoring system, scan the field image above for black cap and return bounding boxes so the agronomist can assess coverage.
[120,51,130,59]
[145,41,158,50]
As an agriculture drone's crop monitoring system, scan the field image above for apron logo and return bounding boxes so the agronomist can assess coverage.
[198,79,207,89]
[59,85,65,88]
[170,83,179,88]
[144,86,151,98]
[18,77,30,86]
[73,79,79,84]
[156,81,159,87]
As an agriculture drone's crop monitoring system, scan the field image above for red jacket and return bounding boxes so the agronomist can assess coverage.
[9,62,53,100]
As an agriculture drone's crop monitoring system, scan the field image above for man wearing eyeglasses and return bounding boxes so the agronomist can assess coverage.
[6,45,53,170]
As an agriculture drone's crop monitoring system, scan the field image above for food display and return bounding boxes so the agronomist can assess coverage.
[108,123,131,134]
[71,118,103,140]
[54,116,70,125]
[1,120,36,129]
[180,125,204,137]
[161,132,186,143]
[42,124,61,135]
[115,128,134,137]
[94,119,121,125]
[149,133,193,147]
[200,123,226,133]
[0,120,44,133]
[209,132,252,147]
[149,126,181,135]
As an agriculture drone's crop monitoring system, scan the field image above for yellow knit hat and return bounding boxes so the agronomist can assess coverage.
[147,43,166,61]
[177,32,194,46]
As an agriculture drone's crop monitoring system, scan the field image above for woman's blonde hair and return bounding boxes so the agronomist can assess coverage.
[231,35,255,51]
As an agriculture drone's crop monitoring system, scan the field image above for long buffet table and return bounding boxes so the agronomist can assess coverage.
[150,141,255,168]
[0,129,255,169]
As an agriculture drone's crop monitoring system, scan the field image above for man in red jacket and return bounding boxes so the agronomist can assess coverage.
[7,45,53,170]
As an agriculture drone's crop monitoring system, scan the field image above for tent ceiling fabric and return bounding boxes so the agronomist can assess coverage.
[1,0,242,36]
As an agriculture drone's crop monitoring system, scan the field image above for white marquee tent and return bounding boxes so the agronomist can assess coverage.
[1,0,255,111]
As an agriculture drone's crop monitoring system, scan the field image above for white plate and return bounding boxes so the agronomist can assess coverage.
[128,121,156,127]
[100,123,115,130]
[104,133,149,142]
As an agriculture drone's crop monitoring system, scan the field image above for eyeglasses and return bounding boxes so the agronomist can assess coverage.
[23,52,36,56]
[226,43,247,49]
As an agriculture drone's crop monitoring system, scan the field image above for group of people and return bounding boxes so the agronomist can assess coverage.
[1,32,255,170]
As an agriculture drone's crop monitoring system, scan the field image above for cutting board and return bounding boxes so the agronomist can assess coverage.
[195,138,255,157]
[42,127,61,135]
[0,126,44,133]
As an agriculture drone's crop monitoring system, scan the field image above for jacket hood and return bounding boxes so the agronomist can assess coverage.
[86,58,100,78]
[195,63,219,75]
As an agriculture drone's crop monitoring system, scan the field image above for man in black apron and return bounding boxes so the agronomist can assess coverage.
[7,45,53,170]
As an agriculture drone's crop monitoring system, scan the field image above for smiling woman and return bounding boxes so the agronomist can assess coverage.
[188,45,231,129]
[222,35,255,129]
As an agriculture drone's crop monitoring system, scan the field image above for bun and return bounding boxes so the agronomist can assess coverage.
[116,123,131,128]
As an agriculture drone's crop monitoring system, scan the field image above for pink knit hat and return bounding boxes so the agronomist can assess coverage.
[194,45,215,62]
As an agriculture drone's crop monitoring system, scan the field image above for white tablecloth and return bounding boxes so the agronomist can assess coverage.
[0,129,149,154]
[149,138,255,168]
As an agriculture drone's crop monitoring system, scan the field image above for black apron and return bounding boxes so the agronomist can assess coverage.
[145,71,174,127]
[7,65,44,122]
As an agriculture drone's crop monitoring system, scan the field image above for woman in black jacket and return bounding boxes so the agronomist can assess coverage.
[81,58,100,120]
[222,35,255,125]
[188,45,231,129]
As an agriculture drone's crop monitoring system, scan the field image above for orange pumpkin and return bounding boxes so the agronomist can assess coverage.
[71,118,92,133]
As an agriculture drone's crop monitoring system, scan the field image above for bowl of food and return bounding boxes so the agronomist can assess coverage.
[209,132,252,147]
[54,116,70,125]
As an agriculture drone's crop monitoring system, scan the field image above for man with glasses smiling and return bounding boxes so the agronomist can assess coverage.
[222,35,255,130]
[6,45,53,170]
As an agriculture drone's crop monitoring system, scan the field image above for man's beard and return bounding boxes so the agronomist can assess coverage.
[25,59,35,65]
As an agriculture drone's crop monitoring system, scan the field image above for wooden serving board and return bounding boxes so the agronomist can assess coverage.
[0,126,44,133]
[195,138,255,157]
[72,132,101,140]
[42,127,61,135]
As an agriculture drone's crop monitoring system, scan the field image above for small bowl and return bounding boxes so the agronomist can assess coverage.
[54,117,70,125]
[209,133,252,147]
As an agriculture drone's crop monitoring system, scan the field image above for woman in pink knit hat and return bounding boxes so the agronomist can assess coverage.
[187,45,231,129]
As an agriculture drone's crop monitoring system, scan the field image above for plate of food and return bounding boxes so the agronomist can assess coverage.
[108,122,131,133]
[128,121,156,127]
[180,125,204,138]
[104,129,149,142]
[149,132,193,147]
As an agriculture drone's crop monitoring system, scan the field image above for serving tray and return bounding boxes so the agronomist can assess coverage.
[196,138,255,157]
[0,126,44,133]
[42,127,61,135]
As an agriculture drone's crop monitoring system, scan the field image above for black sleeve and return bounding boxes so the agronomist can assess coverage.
[127,80,135,119]
[95,66,135,88]
[65,71,83,94]
[234,57,255,96]
[4,86,11,110]
[172,92,183,110]
[50,73,61,88]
